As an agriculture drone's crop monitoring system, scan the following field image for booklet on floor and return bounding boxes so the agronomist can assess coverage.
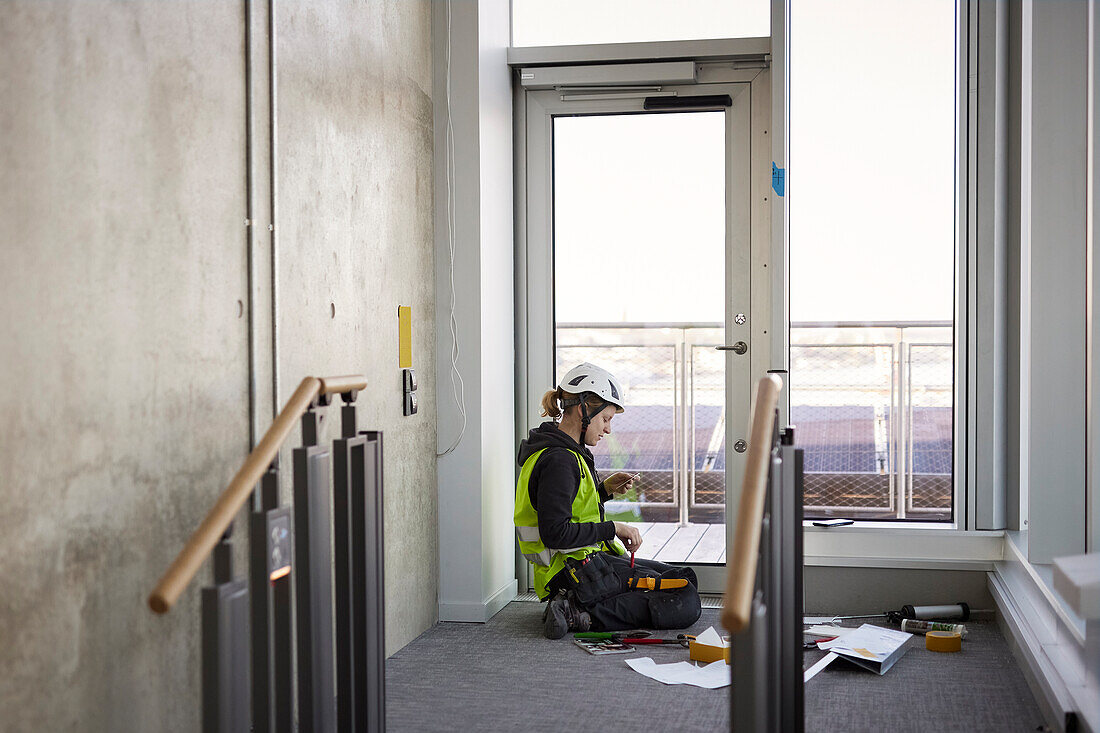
[816,624,912,675]
[573,638,635,655]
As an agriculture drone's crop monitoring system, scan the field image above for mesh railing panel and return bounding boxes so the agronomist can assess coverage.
[790,344,894,512]
[908,344,953,513]
[690,345,725,506]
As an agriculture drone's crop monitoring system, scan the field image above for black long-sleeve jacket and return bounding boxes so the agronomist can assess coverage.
[516,421,616,551]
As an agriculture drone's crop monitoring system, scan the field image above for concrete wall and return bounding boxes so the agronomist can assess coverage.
[0,2,435,730]
[275,0,438,654]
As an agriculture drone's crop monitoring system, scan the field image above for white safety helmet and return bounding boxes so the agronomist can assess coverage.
[558,362,625,415]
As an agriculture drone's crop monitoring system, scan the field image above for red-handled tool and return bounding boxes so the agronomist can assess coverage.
[630,550,635,568]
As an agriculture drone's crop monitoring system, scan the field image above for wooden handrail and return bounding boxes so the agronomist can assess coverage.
[148,374,366,614]
[720,374,783,634]
[319,374,367,395]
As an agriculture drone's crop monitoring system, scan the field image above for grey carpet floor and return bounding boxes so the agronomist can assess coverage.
[385,602,1044,732]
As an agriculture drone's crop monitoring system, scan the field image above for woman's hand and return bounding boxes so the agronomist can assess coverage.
[604,471,640,496]
[613,521,642,552]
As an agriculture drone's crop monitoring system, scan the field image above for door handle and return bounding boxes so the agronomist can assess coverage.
[716,341,748,355]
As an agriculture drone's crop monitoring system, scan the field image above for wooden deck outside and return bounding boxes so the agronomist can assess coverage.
[630,522,726,564]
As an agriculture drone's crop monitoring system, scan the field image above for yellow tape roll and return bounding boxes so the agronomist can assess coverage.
[926,631,962,652]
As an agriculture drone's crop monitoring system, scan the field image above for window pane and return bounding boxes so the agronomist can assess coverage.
[554,112,724,323]
[790,0,955,323]
[789,0,956,522]
[512,0,769,47]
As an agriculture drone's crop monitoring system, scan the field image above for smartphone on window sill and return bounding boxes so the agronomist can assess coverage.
[811,518,855,528]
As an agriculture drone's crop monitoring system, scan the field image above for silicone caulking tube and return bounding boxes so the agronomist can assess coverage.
[901,602,970,621]
[900,618,968,637]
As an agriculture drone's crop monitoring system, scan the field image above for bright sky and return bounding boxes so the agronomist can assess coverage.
[554,112,726,323]
[788,0,956,322]
[517,0,957,325]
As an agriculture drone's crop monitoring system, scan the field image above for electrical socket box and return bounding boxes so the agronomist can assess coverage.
[402,368,417,417]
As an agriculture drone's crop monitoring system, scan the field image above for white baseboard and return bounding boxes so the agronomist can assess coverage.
[989,572,1077,731]
[485,578,518,619]
[989,539,1096,733]
[438,578,518,623]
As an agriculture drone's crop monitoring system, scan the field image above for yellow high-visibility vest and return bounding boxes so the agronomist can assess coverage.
[514,448,625,599]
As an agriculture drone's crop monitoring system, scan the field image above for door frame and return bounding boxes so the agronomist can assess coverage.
[513,57,775,594]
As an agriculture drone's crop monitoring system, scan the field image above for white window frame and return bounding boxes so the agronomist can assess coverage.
[511,0,1004,580]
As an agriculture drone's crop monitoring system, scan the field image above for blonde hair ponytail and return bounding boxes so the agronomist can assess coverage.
[540,388,564,419]
[540,388,610,421]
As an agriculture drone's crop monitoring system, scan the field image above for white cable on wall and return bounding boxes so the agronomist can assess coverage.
[438,0,467,458]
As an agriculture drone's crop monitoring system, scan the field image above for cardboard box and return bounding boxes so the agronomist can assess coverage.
[689,637,730,664]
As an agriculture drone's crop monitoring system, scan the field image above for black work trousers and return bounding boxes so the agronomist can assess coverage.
[547,552,702,631]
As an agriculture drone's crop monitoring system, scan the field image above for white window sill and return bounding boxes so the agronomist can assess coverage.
[803,525,1005,570]
[687,526,1004,591]
[804,520,961,531]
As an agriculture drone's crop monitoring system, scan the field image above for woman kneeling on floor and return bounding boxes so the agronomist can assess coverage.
[514,362,702,639]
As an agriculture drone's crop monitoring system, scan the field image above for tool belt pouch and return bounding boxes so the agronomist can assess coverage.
[562,553,622,607]
[646,568,702,629]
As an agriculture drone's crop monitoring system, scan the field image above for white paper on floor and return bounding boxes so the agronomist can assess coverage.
[625,657,731,689]
[694,626,726,646]
[804,625,847,638]
[803,652,838,682]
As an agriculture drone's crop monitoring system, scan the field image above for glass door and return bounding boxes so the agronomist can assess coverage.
[521,81,761,588]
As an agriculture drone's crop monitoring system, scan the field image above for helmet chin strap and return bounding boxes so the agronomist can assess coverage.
[579,401,591,445]
[577,398,612,446]
[562,392,612,446]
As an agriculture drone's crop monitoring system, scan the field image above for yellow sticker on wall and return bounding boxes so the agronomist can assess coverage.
[398,306,412,368]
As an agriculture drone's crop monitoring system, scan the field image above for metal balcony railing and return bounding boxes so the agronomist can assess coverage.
[790,321,953,521]
[556,320,953,524]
